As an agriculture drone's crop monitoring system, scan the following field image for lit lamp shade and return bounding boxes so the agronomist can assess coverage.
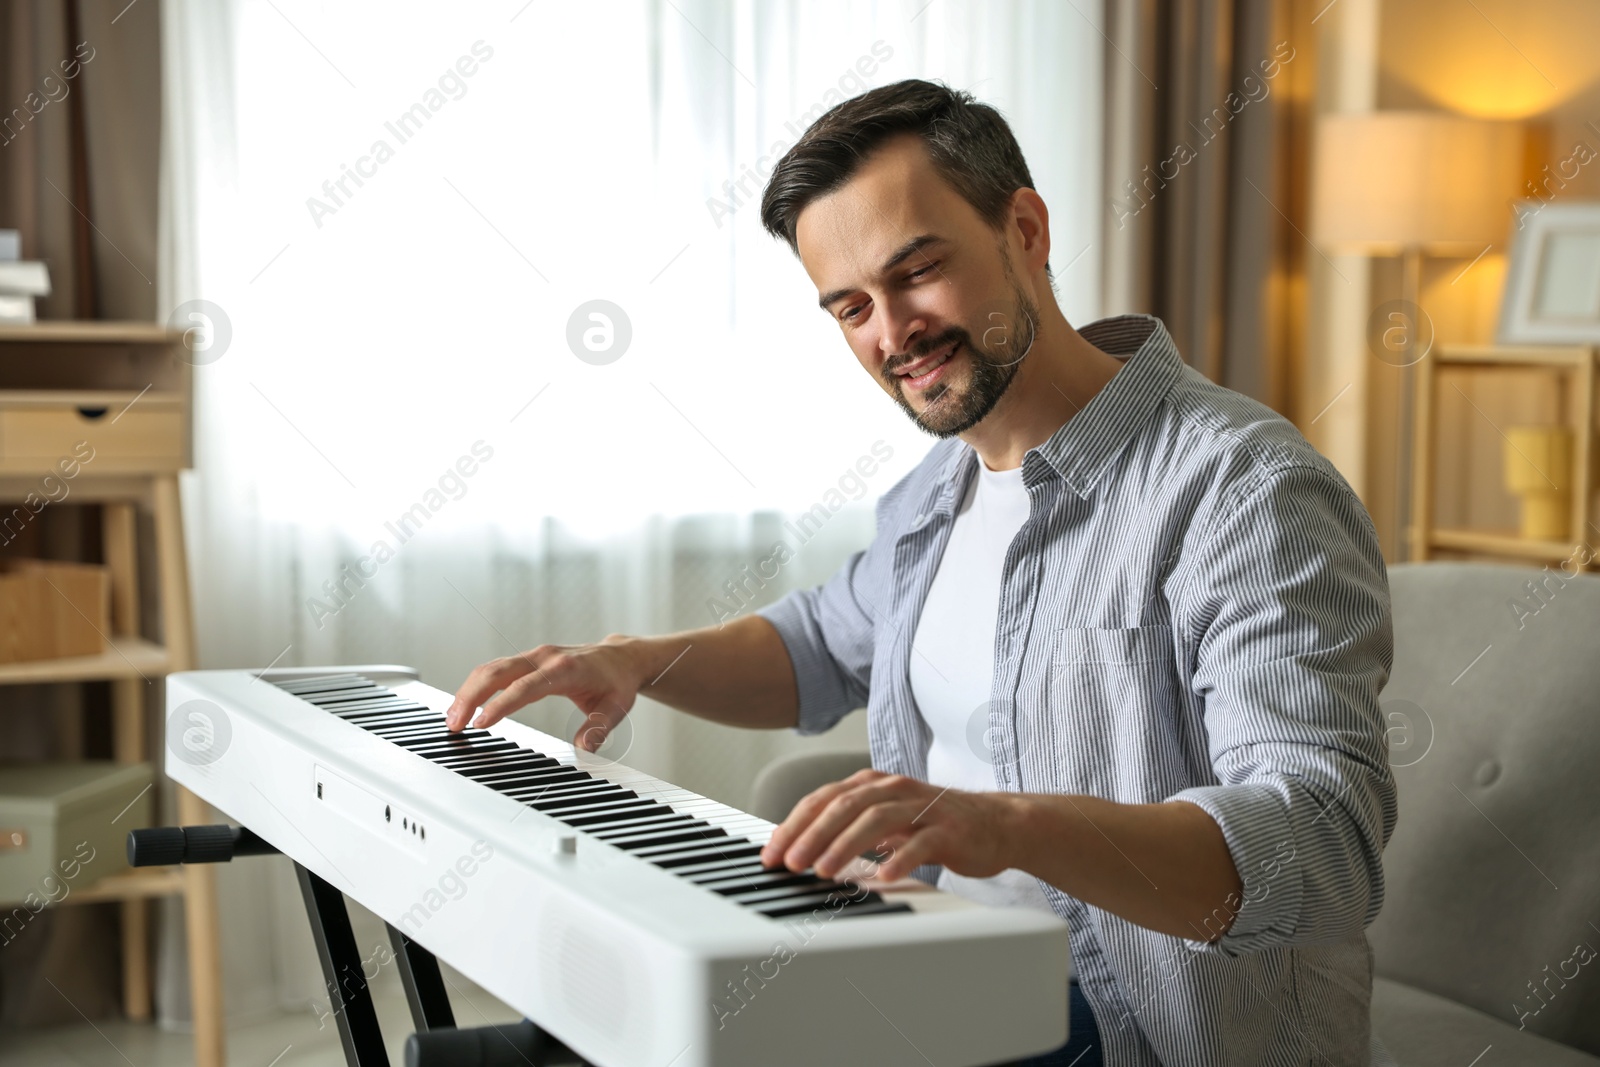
[1311,112,1523,253]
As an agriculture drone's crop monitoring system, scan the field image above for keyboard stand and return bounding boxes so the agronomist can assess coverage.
[128,823,592,1067]
[297,861,388,1065]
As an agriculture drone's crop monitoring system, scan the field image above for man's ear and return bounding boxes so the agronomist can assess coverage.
[1009,187,1052,278]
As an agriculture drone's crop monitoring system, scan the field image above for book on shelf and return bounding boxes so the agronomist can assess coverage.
[0,294,34,325]
[0,256,50,324]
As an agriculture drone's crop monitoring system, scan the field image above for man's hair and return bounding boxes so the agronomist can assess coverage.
[759,78,1051,282]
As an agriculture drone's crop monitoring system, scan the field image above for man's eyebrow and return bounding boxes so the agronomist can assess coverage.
[816,234,946,311]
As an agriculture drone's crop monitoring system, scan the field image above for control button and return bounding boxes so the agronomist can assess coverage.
[553,834,578,856]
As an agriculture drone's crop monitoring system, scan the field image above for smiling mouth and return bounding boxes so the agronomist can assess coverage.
[894,340,959,382]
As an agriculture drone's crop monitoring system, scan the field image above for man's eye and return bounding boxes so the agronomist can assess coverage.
[842,303,865,321]
[909,263,938,280]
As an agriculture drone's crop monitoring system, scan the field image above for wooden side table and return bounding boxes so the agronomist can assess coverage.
[0,322,224,1067]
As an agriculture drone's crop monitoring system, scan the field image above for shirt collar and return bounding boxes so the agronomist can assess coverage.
[929,313,1184,508]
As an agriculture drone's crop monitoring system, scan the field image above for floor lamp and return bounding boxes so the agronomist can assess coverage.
[1310,112,1523,560]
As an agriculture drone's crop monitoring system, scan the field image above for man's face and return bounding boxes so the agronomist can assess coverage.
[796,133,1038,437]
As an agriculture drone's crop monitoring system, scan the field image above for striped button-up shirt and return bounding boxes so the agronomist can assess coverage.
[756,314,1397,1066]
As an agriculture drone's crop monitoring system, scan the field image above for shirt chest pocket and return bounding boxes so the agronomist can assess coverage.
[1044,624,1184,803]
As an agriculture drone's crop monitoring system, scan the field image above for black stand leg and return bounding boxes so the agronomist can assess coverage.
[387,924,456,1032]
[298,863,390,1067]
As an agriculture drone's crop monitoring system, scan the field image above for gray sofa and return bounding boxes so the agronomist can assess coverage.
[748,561,1600,1064]
[1368,562,1599,1065]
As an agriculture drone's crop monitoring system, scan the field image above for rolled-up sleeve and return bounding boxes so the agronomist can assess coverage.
[755,550,876,735]
[754,492,903,734]
[1167,463,1397,958]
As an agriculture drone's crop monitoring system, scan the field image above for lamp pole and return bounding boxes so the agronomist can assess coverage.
[1395,244,1424,563]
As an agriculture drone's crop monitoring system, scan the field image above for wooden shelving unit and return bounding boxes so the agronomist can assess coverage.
[1410,343,1598,567]
[0,637,170,684]
[0,323,223,1067]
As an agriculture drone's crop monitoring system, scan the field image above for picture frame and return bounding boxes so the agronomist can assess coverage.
[1497,200,1600,344]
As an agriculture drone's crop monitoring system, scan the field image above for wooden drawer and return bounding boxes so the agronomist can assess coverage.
[0,391,185,470]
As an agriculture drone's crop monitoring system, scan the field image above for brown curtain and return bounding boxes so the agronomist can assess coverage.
[0,0,163,1029]
[1101,0,1316,420]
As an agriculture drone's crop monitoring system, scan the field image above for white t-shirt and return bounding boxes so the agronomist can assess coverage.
[908,458,1056,915]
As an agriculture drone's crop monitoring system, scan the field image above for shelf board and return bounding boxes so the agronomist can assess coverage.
[0,636,171,685]
[1428,528,1585,563]
[0,389,184,407]
[0,322,184,346]
[1434,345,1595,368]
[60,865,186,906]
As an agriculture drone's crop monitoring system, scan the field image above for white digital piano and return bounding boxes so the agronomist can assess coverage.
[140,666,1071,1067]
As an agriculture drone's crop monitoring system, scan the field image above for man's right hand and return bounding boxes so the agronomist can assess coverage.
[446,615,800,742]
[446,635,644,751]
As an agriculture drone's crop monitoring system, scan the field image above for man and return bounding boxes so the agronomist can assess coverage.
[449,79,1396,1066]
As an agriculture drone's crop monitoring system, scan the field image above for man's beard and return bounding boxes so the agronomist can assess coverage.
[884,279,1039,438]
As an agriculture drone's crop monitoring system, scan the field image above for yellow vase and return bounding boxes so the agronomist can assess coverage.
[1502,426,1573,541]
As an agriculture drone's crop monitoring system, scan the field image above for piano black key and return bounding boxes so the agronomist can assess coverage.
[724,879,854,905]
[585,812,696,835]
[631,832,742,858]
[510,789,619,811]
[508,776,617,794]
[275,673,367,688]
[464,765,564,784]
[608,827,728,852]
[459,759,561,780]
[430,749,540,768]
[590,819,701,843]
[651,843,766,869]
[477,770,580,791]
[366,718,450,734]
[494,764,592,783]
[372,730,458,744]
[369,724,461,739]
[381,725,488,741]
[810,899,915,919]
[277,676,373,695]
[684,859,776,882]
[397,729,499,745]
[471,763,575,786]
[399,742,510,759]
[352,716,448,735]
[556,807,666,830]
[317,696,423,711]
[526,789,639,812]
[399,736,512,753]
[754,888,889,918]
[524,789,638,812]
[337,707,436,722]
[306,688,390,705]
[541,802,657,824]
[325,702,428,717]
[556,803,668,828]
[503,785,608,807]
[701,871,830,895]
[495,771,594,793]
[335,712,436,727]
[346,704,437,717]
[533,793,651,817]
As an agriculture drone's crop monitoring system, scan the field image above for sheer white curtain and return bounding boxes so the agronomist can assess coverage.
[157,0,1102,1028]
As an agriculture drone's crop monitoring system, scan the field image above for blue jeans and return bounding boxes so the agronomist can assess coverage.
[1009,979,1103,1067]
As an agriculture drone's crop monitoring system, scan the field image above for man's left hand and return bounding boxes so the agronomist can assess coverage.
[758,768,1021,882]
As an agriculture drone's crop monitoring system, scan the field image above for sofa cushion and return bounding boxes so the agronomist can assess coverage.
[1375,977,1600,1067]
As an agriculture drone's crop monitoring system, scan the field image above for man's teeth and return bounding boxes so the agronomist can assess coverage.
[906,347,954,378]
